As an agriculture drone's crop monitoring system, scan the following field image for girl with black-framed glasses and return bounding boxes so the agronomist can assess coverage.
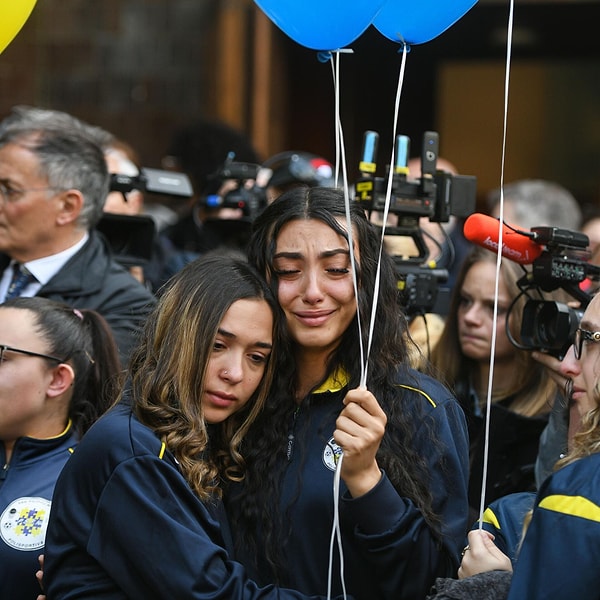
[0,297,121,600]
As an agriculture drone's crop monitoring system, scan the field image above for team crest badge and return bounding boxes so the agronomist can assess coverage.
[322,437,343,471]
[1,496,51,551]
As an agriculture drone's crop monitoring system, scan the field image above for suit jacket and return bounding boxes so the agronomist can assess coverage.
[0,230,156,364]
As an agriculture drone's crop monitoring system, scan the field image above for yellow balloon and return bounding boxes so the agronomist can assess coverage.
[0,0,38,55]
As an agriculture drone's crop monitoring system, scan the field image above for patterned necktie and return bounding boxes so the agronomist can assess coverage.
[5,263,36,300]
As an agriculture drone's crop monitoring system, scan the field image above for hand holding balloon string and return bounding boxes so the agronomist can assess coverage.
[334,387,386,498]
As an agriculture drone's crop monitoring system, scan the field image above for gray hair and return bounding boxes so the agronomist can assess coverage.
[487,179,582,231]
[0,106,110,229]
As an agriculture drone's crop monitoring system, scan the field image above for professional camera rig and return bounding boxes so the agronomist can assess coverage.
[109,167,193,200]
[101,168,193,266]
[199,153,271,223]
[506,224,600,359]
[354,130,477,316]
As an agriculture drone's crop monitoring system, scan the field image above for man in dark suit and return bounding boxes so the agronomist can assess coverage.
[0,106,156,364]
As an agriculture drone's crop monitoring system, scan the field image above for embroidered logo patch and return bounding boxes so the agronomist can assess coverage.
[1,496,51,551]
[322,437,343,471]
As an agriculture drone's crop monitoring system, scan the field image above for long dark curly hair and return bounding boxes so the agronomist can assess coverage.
[230,186,441,577]
[128,252,285,501]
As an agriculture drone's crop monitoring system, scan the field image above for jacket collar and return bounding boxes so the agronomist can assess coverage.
[2,420,77,466]
[313,367,350,394]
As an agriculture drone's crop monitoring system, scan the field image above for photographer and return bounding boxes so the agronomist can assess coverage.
[161,118,263,257]
[101,138,185,292]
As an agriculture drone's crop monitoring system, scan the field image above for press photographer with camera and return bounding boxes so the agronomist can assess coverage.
[99,136,192,292]
[161,118,264,259]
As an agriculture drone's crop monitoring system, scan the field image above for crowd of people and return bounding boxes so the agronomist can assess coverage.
[0,103,599,600]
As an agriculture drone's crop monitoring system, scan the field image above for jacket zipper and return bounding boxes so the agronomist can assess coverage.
[287,405,301,461]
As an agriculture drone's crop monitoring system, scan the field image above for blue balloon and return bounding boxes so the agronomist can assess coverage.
[374,0,478,46]
[254,0,387,51]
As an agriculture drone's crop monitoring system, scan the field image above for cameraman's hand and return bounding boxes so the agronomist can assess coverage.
[214,180,245,220]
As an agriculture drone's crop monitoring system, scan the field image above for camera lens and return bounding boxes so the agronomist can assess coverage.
[519,300,581,359]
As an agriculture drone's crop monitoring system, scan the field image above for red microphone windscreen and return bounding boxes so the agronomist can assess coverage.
[463,213,544,265]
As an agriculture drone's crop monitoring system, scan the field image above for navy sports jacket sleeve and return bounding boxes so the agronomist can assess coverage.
[340,381,470,599]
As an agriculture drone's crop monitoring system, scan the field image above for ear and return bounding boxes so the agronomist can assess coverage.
[55,190,84,226]
[46,363,76,398]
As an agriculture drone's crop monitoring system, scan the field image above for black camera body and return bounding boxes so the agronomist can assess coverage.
[103,168,193,266]
[512,226,600,359]
[110,168,193,199]
[395,262,449,317]
[356,168,476,229]
[355,132,475,230]
[198,155,269,223]
[520,300,584,360]
[96,213,156,267]
[354,130,476,315]
[201,185,267,222]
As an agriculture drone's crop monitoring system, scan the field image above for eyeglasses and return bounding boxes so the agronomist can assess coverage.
[0,344,65,364]
[0,181,64,204]
[574,327,600,360]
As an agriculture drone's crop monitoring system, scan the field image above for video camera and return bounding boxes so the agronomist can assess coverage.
[354,130,476,316]
[509,226,600,359]
[198,152,271,223]
[99,168,193,267]
[109,167,193,200]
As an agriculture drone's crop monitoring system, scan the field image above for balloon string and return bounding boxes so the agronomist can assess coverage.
[361,43,408,388]
[329,48,353,188]
[329,51,366,386]
[478,0,515,528]
[327,453,347,600]
[327,53,357,600]
[333,51,342,188]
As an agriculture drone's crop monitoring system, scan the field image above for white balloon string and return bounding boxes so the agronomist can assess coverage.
[327,452,347,600]
[329,49,353,188]
[329,52,366,385]
[327,52,355,600]
[333,52,342,188]
[478,0,514,528]
[361,43,408,388]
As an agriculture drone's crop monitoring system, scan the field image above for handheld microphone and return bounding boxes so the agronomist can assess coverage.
[463,213,544,265]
